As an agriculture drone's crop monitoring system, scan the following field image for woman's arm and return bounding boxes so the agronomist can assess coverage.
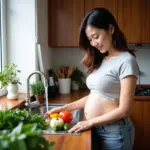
[44,95,88,118]
[63,95,89,111]
[69,76,137,132]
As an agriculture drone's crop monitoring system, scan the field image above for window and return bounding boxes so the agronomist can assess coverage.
[0,0,2,73]
[0,0,7,96]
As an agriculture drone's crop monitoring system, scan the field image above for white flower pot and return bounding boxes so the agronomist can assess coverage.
[7,83,18,100]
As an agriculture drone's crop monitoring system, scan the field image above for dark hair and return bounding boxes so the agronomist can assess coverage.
[79,8,135,74]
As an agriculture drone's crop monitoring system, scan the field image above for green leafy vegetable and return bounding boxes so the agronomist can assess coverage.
[0,109,49,131]
[0,123,55,150]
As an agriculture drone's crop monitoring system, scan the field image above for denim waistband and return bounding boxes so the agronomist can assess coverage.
[97,117,132,131]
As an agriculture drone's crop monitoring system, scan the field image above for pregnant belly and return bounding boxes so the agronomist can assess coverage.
[84,93,119,120]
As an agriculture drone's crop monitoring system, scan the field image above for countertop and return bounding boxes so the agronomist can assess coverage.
[48,89,90,104]
[0,93,25,110]
[134,84,150,101]
[46,89,91,150]
[1,86,150,150]
[0,89,91,150]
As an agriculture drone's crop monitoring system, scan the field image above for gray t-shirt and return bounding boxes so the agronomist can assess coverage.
[86,52,139,102]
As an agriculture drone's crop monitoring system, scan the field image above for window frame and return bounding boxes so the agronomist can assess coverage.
[1,0,6,68]
[0,0,7,96]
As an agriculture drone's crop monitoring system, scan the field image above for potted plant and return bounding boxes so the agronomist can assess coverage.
[0,63,21,99]
[71,67,85,90]
[30,80,45,104]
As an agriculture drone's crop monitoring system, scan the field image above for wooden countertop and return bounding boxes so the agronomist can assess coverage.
[45,87,150,150]
[48,89,90,104]
[0,89,91,150]
[134,95,150,101]
[43,130,91,150]
[134,84,150,101]
[0,93,25,110]
[1,86,150,150]
[45,89,91,150]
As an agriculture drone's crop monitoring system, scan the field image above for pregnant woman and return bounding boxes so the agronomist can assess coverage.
[44,8,139,150]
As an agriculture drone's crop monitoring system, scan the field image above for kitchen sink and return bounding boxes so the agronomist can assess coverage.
[30,103,84,136]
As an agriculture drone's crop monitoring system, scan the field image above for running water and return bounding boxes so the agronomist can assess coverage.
[45,86,49,112]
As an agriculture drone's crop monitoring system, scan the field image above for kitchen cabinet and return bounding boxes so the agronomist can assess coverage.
[48,0,84,47]
[118,0,150,43]
[85,0,118,21]
[145,0,150,43]
[131,97,150,150]
[48,0,150,47]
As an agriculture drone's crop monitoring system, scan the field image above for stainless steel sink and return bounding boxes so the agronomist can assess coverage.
[30,104,84,136]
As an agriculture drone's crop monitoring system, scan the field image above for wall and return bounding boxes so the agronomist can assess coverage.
[6,0,51,93]
[5,0,150,95]
[6,0,37,93]
[51,47,150,84]
[36,0,52,75]
[51,48,87,75]
[135,48,150,84]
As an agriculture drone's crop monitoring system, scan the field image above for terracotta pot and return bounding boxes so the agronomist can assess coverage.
[35,95,44,104]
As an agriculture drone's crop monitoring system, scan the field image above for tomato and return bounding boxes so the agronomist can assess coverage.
[49,113,59,119]
[58,111,73,123]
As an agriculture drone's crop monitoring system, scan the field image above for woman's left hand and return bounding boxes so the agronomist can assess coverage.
[68,120,93,133]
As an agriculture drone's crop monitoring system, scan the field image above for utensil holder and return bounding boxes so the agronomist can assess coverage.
[58,78,71,94]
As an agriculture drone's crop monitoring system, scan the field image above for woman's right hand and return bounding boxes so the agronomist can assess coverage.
[44,106,65,118]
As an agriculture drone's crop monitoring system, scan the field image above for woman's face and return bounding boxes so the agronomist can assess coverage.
[85,25,114,53]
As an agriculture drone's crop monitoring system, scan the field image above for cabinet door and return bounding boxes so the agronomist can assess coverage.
[48,0,84,47]
[85,0,118,21]
[145,0,150,43]
[131,99,150,150]
[118,0,147,43]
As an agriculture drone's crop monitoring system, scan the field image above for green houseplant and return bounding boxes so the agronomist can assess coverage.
[0,64,21,99]
[0,63,21,87]
[30,81,45,104]
[71,67,85,90]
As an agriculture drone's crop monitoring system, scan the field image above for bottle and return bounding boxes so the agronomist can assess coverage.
[48,69,57,98]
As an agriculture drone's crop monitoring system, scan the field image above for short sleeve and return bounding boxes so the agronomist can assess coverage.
[119,57,139,80]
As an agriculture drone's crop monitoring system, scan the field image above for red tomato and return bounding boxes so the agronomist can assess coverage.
[58,111,73,123]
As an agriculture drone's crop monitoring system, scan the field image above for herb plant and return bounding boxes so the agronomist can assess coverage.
[0,123,55,150]
[0,63,21,87]
[71,67,85,87]
[30,81,45,96]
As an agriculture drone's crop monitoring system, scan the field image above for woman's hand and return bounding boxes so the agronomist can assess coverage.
[68,120,93,133]
[44,106,64,118]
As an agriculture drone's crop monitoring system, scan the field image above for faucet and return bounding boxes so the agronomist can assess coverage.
[25,71,49,112]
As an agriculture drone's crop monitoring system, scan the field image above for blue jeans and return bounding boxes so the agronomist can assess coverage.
[92,117,135,150]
